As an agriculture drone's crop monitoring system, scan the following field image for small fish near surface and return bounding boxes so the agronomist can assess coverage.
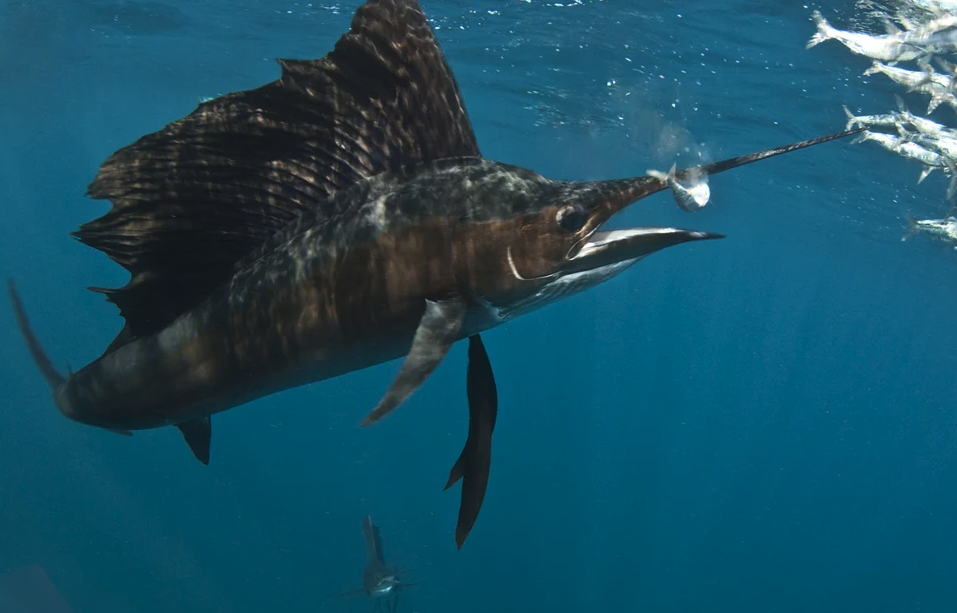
[807,8,957,62]
[843,105,900,132]
[902,212,957,246]
[806,10,929,62]
[8,0,862,549]
[863,60,957,114]
[891,93,956,138]
[851,128,957,194]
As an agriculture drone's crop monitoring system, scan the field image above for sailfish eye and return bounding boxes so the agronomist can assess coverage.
[556,204,587,232]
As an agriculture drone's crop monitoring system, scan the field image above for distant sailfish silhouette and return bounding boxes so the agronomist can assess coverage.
[345,515,417,613]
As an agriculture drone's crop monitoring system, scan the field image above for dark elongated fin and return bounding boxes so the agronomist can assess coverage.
[361,298,466,426]
[76,0,480,349]
[361,514,387,565]
[7,280,66,390]
[902,211,920,241]
[443,335,491,488]
[443,334,497,549]
[176,417,212,465]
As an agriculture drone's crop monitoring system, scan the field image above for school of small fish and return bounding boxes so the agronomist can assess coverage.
[808,1,957,247]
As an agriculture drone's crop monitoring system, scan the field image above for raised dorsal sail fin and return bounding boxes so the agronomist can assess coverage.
[75,0,480,348]
[361,514,388,565]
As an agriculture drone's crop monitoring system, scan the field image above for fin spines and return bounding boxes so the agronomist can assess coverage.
[78,0,480,348]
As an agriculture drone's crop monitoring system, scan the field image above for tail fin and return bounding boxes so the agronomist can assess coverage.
[894,122,916,142]
[842,105,859,130]
[907,66,936,93]
[945,158,957,201]
[918,165,936,184]
[902,212,920,241]
[646,163,678,185]
[894,93,909,115]
[926,91,946,114]
[934,57,957,92]
[806,10,832,49]
[7,279,66,390]
[666,162,677,181]
[863,60,883,77]
[443,334,497,550]
[850,130,870,145]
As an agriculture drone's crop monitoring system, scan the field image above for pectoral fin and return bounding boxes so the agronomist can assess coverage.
[176,417,212,465]
[361,298,466,426]
[443,334,498,549]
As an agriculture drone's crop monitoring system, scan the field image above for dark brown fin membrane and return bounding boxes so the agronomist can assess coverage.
[76,0,481,350]
[361,297,466,426]
[176,416,212,465]
[361,514,387,565]
[444,333,498,549]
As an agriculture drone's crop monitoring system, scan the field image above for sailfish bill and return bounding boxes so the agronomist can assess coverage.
[8,0,861,549]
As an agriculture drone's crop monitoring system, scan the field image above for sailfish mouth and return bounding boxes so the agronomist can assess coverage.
[567,227,724,274]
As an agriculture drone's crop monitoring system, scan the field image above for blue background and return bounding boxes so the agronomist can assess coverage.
[1,1,956,612]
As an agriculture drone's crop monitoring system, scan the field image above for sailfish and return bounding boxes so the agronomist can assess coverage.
[8,0,861,549]
[350,515,415,613]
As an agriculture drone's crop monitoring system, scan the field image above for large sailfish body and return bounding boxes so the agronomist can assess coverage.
[49,160,568,430]
[9,0,861,549]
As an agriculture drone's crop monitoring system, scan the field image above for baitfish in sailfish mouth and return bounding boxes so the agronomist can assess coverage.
[6,0,862,550]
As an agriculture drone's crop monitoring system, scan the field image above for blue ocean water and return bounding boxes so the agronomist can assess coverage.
[2,0,957,611]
